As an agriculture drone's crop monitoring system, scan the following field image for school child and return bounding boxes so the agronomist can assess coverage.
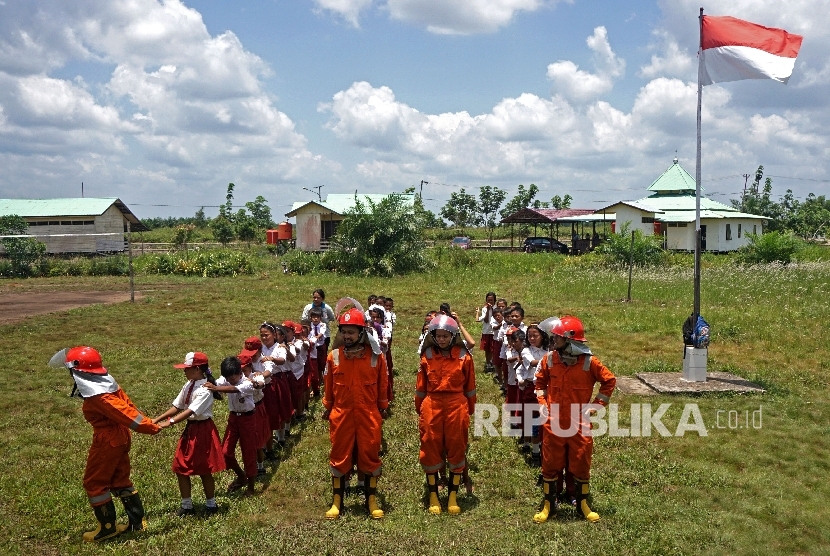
[152,352,225,516]
[506,305,527,334]
[476,292,497,372]
[504,327,524,434]
[204,356,260,497]
[491,308,508,387]
[251,327,286,457]
[308,308,328,397]
[520,325,549,465]
[268,323,294,445]
[283,321,308,424]
[300,319,315,413]
[496,298,508,311]
[383,297,396,388]
[238,353,270,477]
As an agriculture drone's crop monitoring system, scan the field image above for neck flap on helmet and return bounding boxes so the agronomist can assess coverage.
[331,297,382,354]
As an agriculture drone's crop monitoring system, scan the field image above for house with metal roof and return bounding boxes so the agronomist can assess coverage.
[0,198,148,254]
[285,193,415,251]
[596,159,767,252]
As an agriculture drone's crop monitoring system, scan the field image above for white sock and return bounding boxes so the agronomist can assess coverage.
[532,443,541,454]
[205,497,217,508]
[181,497,193,509]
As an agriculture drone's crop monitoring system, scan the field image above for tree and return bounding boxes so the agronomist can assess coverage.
[405,187,445,228]
[324,194,431,276]
[211,216,234,246]
[219,183,235,220]
[172,224,195,250]
[500,183,539,219]
[245,196,274,230]
[235,209,258,246]
[0,215,46,277]
[193,207,208,228]
[551,194,572,209]
[478,186,506,247]
[440,188,481,229]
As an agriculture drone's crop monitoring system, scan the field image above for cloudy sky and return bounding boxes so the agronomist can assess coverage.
[0,0,827,220]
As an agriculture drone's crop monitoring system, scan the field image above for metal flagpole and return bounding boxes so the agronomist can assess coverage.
[694,7,703,322]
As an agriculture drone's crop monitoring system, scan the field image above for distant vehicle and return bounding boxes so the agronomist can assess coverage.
[523,236,569,254]
[451,236,471,250]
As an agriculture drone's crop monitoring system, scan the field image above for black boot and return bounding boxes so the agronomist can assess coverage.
[82,500,127,542]
[574,479,600,522]
[325,476,345,520]
[117,488,147,532]
[533,478,558,523]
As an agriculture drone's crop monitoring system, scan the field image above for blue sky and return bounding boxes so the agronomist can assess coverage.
[1,0,827,220]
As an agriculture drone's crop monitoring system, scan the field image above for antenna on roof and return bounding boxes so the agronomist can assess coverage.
[81,182,84,198]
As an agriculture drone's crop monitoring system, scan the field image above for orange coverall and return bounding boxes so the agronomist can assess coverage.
[324,347,388,477]
[415,345,477,473]
[535,351,615,480]
[82,389,160,506]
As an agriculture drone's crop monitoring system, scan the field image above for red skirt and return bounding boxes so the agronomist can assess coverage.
[255,401,271,448]
[272,373,294,424]
[172,419,225,476]
[289,373,305,414]
[263,380,282,431]
[479,333,493,352]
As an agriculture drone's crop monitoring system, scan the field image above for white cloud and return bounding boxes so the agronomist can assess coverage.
[547,26,624,102]
[312,0,375,28]
[638,30,695,80]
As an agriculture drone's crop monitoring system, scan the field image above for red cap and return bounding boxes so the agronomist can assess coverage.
[293,323,304,335]
[282,321,296,333]
[174,351,209,369]
[237,353,253,367]
[239,336,261,358]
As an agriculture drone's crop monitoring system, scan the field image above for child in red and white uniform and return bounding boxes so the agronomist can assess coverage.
[259,323,291,448]
[308,309,327,396]
[204,356,260,497]
[383,297,396,379]
[152,352,225,516]
[491,308,508,389]
[238,352,270,476]
[504,327,523,429]
[520,325,549,464]
[476,292,497,372]
[284,321,309,423]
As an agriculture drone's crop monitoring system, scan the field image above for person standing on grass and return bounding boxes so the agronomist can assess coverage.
[520,325,549,466]
[301,288,336,356]
[308,308,327,397]
[52,346,162,542]
[322,301,389,520]
[475,291,497,373]
[416,314,477,515]
[152,352,225,517]
[491,308,508,390]
[237,352,271,477]
[204,356,261,497]
[533,316,616,524]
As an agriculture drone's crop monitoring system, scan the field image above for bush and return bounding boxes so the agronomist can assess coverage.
[737,231,803,264]
[282,250,323,275]
[597,223,667,267]
[138,250,254,277]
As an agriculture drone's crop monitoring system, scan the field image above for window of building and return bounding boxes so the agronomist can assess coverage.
[641,216,655,224]
[738,223,742,238]
[726,223,732,240]
[753,224,757,235]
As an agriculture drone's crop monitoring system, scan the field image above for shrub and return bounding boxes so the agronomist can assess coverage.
[597,223,666,267]
[737,231,803,264]
[138,250,254,277]
[282,250,323,275]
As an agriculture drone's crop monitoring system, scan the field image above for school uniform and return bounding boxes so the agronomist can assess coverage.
[171,378,225,476]
[492,320,508,383]
[289,339,307,415]
[272,348,295,426]
[249,373,271,449]
[309,322,327,394]
[477,306,494,352]
[504,346,521,408]
[217,376,259,479]
[518,345,548,433]
[259,344,286,432]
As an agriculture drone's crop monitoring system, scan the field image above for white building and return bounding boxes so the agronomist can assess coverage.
[598,159,767,252]
[0,197,148,254]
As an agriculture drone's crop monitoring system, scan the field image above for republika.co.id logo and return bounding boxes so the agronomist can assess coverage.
[473,403,763,438]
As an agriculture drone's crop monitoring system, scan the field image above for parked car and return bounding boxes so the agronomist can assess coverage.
[523,236,569,254]
[451,236,471,250]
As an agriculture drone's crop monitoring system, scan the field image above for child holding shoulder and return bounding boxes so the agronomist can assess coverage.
[204,356,261,497]
[475,292,497,373]
[152,352,225,516]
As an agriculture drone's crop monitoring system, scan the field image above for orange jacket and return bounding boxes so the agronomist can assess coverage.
[83,388,160,445]
[415,345,476,415]
[534,351,615,430]
[323,347,389,413]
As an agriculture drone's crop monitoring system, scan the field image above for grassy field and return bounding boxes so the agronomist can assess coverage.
[1,252,829,555]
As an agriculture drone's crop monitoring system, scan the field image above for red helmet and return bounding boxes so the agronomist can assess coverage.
[338,307,367,327]
[65,346,107,375]
[550,316,586,342]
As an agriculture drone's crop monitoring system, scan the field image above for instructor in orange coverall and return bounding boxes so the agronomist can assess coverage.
[532,316,615,524]
[322,303,388,520]
[416,314,476,515]
[54,346,163,542]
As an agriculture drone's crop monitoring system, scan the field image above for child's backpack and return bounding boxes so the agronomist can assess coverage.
[682,313,710,348]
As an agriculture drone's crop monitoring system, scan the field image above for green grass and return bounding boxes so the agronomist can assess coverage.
[1,255,829,555]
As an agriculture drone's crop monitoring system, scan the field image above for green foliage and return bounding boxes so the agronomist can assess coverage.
[478,186,506,245]
[597,223,667,266]
[0,214,46,277]
[171,224,195,249]
[220,182,235,220]
[245,195,274,229]
[737,231,803,264]
[440,188,480,229]
[193,207,208,228]
[139,250,254,277]
[211,216,235,246]
[500,183,539,219]
[551,194,572,209]
[282,249,323,275]
[234,209,258,245]
[326,194,431,276]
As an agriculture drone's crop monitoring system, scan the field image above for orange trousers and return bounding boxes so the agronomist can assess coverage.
[83,434,133,506]
[418,392,469,473]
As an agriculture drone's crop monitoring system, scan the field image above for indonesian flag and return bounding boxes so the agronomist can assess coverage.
[700,15,803,85]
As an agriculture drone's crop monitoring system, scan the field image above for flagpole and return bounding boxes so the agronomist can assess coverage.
[694,7,703,322]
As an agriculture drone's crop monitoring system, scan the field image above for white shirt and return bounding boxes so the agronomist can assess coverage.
[301,303,336,338]
[172,378,214,420]
[520,346,547,387]
[309,322,327,349]
[504,346,520,386]
[216,375,256,413]
[290,339,306,379]
[477,306,494,335]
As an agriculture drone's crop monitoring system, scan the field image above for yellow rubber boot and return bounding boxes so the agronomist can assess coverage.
[575,479,600,522]
[365,476,384,519]
[533,478,558,523]
[325,476,344,520]
[83,500,127,542]
[447,472,462,515]
[427,473,442,515]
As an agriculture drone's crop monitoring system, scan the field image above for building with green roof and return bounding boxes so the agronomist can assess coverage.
[597,159,767,252]
[0,197,147,254]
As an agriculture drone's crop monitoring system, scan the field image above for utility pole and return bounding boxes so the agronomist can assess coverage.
[303,185,324,202]
[741,173,750,211]
[419,180,429,199]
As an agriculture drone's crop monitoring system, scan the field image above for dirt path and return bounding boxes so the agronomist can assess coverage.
[0,290,142,325]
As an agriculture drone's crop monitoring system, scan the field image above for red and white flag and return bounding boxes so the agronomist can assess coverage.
[700,15,803,85]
